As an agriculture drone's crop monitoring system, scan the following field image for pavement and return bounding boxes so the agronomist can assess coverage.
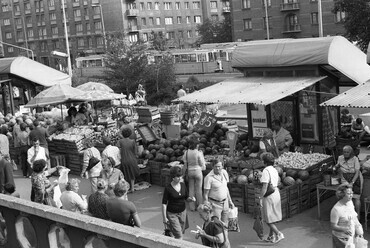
[11,157,370,248]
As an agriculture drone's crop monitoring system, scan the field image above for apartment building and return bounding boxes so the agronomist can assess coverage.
[0,0,229,69]
[231,0,345,41]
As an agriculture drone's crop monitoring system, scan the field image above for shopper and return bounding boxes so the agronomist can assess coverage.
[99,157,127,197]
[182,139,205,211]
[0,126,9,159]
[19,123,30,177]
[4,183,20,198]
[80,138,102,193]
[162,166,195,239]
[101,136,121,168]
[88,178,109,219]
[0,156,14,193]
[29,120,50,162]
[330,183,364,247]
[27,138,47,169]
[257,152,284,243]
[60,178,88,213]
[203,160,234,226]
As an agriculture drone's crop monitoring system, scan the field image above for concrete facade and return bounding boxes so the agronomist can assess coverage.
[231,0,345,41]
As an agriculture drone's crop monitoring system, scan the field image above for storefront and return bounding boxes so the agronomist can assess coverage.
[0,56,71,115]
[176,36,370,147]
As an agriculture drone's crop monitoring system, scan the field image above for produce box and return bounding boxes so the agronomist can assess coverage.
[275,152,332,171]
[160,168,171,187]
[227,183,246,213]
[148,160,167,173]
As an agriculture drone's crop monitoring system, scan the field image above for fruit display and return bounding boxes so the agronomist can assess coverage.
[274,152,331,170]
[95,127,121,145]
[51,127,94,142]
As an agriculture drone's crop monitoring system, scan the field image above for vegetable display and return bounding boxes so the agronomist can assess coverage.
[274,152,331,170]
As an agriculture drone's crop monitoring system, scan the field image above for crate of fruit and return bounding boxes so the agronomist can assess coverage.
[275,152,332,172]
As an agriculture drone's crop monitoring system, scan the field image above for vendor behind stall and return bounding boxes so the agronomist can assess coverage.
[271,120,293,155]
[65,106,87,126]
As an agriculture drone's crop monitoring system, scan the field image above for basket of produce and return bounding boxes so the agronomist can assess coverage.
[274,152,332,172]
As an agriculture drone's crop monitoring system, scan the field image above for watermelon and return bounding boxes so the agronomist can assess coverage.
[241,168,250,176]
[297,170,310,181]
[170,156,177,162]
[216,129,224,137]
[159,147,166,154]
[165,148,174,156]
[229,175,238,183]
[295,179,303,184]
[172,144,179,150]
[286,169,298,179]
[283,176,295,186]
[200,138,208,144]
[180,129,188,138]
[150,149,157,155]
[248,173,254,183]
[164,140,171,148]
[154,153,164,162]
[237,175,248,184]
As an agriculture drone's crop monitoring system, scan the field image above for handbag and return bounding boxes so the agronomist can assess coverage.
[263,169,275,197]
[163,222,174,237]
[86,149,100,171]
[128,214,135,227]
[227,207,240,232]
[354,236,368,248]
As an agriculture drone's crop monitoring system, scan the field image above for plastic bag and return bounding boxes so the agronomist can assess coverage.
[228,207,240,232]
[53,185,62,208]
[354,236,368,248]
[58,168,70,185]
[11,160,18,171]
[252,203,264,239]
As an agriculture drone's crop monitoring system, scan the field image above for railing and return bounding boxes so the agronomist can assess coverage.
[128,25,140,32]
[127,9,139,16]
[0,195,205,248]
[280,2,300,11]
[282,24,301,33]
[222,7,230,12]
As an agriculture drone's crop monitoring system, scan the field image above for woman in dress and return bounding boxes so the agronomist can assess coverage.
[162,166,195,239]
[194,202,230,248]
[182,138,205,211]
[117,127,139,193]
[60,178,88,213]
[259,129,279,158]
[335,145,363,214]
[257,152,284,243]
[100,157,128,198]
[330,183,364,248]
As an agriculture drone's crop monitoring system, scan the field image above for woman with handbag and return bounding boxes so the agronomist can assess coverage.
[257,152,284,243]
[182,139,206,211]
[80,138,102,193]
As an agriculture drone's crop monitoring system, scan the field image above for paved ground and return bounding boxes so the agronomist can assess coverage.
[11,162,370,248]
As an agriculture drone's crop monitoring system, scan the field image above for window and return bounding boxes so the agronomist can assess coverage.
[177,16,182,24]
[97,37,104,46]
[52,40,60,49]
[243,18,252,30]
[178,31,183,38]
[147,2,152,10]
[210,1,217,9]
[142,33,148,42]
[2,4,10,12]
[78,38,84,47]
[14,4,20,12]
[263,16,272,29]
[5,32,12,39]
[262,0,271,7]
[140,2,144,10]
[128,3,136,9]
[87,37,92,47]
[166,31,175,39]
[194,16,201,23]
[74,9,81,17]
[165,17,173,25]
[84,8,89,17]
[187,30,192,38]
[211,15,219,21]
[149,17,154,25]
[52,26,58,34]
[335,11,346,23]
[154,2,160,10]
[86,23,90,31]
[35,0,44,10]
[156,17,161,25]
[95,21,102,30]
[7,47,14,53]
[16,31,23,40]
[93,6,100,15]
[195,30,199,37]
[185,2,189,9]
[38,28,46,37]
[76,23,83,32]
[50,13,56,20]
[164,2,172,10]
[24,2,31,10]
[3,19,10,26]
[26,16,32,24]
[141,18,146,26]
[27,29,34,38]
[15,18,22,25]
[193,1,200,9]
[128,34,138,43]
[311,12,318,25]
[242,0,251,9]
[186,16,190,24]
[48,0,55,7]
[175,2,180,9]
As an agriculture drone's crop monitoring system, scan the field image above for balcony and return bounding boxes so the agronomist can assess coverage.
[280,2,300,11]
[50,20,57,25]
[93,14,101,19]
[282,24,301,33]
[72,2,80,7]
[25,9,31,14]
[222,7,230,13]
[26,23,32,28]
[128,25,140,32]
[83,1,88,5]
[85,16,89,20]
[75,17,81,21]
[126,9,139,17]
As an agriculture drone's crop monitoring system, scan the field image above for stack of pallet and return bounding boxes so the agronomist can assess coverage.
[136,106,160,123]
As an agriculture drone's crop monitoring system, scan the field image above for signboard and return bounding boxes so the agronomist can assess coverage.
[250,104,267,138]
[195,112,217,132]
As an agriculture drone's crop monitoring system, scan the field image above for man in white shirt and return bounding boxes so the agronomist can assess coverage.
[27,138,47,168]
[177,85,186,98]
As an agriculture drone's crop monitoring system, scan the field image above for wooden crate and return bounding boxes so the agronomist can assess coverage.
[228,183,246,213]
[148,160,167,173]
[245,184,256,214]
[151,173,161,186]
[299,183,311,212]
[160,168,171,187]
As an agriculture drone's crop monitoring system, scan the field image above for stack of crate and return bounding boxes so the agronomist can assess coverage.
[148,160,166,186]
[161,168,171,187]
[227,183,246,213]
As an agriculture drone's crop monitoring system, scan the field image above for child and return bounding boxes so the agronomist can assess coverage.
[4,183,20,198]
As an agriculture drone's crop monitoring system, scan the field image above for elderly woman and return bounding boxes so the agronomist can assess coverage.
[30,159,59,205]
[60,178,88,213]
[334,145,363,214]
[80,138,102,193]
[203,160,234,226]
[182,138,206,211]
[194,203,230,248]
[259,128,279,158]
[117,127,139,193]
[162,166,195,239]
[330,183,364,248]
[99,157,127,198]
[257,152,284,243]
[88,178,109,219]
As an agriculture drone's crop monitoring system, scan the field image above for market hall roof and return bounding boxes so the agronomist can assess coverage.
[174,76,326,105]
[232,36,370,85]
[320,81,370,108]
[0,56,71,87]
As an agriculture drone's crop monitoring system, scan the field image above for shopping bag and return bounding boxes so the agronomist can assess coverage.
[354,236,368,248]
[163,222,174,237]
[11,160,18,171]
[252,203,264,239]
[228,207,240,232]
[58,168,70,184]
[53,185,62,208]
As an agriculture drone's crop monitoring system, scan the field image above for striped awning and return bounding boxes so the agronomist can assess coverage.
[174,76,326,105]
[320,82,370,108]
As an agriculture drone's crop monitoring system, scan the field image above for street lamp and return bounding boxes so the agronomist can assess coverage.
[0,40,34,60]
[61,0,73,77]
[318,0,323,37]
[92,4,107,50]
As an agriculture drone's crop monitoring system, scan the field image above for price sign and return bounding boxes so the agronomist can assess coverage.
[253,127,268,138]
[195,112,217,132]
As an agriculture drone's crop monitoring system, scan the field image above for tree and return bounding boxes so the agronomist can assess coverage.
[196,15,233,45]
[333,0,370,52]
[149,31,168,51]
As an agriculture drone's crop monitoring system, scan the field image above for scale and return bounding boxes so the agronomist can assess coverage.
[226,130,238,157]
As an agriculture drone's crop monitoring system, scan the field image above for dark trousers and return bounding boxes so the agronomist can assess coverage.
[20,145,30,177]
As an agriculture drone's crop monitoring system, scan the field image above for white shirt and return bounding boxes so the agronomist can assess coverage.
[102,145,121,166]
[27,146,47,167]
[260,166,279,187]
[177,89,186,98]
